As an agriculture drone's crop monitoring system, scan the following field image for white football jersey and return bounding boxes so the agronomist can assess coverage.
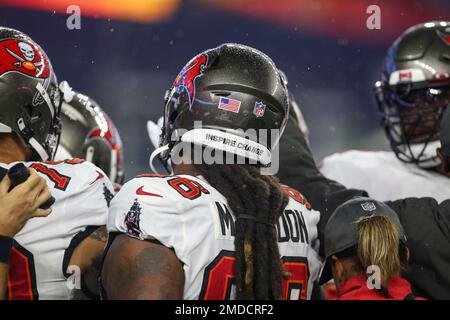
[320,150,450,203]
[108,174,322,300]
[1,159,114,300]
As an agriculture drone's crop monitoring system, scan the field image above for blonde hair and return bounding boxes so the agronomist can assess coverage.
[356,215,405,297]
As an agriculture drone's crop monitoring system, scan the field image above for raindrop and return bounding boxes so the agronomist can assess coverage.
[337,38,349,46]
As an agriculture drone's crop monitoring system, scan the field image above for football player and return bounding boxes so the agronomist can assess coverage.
[0,168,52,299]
[54,91,124,191]
[320,21,450,202]
[102,44,322,300]
[0,27,114,299]
[278,78,450,300]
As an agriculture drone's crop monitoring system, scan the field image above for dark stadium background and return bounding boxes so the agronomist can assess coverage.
[0,0,449,178]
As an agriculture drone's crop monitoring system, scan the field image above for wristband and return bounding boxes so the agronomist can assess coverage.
[0,235,14,264]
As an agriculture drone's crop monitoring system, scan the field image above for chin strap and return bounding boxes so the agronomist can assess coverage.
[59,81,75,103]
[147,118,164,150]
[17,118,49,161]
[149,144,171,174]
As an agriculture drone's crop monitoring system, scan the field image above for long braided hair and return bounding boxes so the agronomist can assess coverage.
[194,163,289,299]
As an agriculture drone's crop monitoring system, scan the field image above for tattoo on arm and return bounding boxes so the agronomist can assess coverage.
[135,246,173,277]
[102,236,184,299]
[132,246,182,299]
[88,226,108,242]
[72,226,108,300]
[84,227,107,299]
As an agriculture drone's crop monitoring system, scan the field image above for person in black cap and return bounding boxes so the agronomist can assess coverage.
[321,197,424,300]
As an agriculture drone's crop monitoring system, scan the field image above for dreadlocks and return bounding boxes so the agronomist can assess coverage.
[194,163,289,299]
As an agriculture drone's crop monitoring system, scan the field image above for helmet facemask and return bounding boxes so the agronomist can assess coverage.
[376,81,450,167]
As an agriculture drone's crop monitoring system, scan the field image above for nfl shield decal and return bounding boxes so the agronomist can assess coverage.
[253,101,266,118]
[361,202,376,212]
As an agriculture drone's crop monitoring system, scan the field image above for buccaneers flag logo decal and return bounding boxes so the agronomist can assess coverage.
[0,39,50,79]
[172,53,207,107]
[124,199,143,238]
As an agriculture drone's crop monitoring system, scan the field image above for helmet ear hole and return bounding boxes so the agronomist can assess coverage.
[24,104,42,124]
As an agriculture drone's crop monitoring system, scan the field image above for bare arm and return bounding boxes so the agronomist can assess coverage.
[102,234,184,300]
[69,226,108,299]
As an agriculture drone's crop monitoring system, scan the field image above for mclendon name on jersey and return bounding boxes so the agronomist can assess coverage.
[215,201,310,244]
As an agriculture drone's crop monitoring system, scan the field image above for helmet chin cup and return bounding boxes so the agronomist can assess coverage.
[396,140,441,168]
[59,81,75,103]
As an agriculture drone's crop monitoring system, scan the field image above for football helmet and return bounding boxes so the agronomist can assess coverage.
[55,91,124,185]
[0,27,62,161]
[151,43,289,172]
[375,21,450,168]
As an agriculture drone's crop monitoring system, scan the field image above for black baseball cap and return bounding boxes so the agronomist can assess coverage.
[319,197,407,285]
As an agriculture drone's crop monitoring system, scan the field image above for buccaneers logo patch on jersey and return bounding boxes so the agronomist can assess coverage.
[124,199,142,238]
[0,39,50,79]
[172,53,207,107]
